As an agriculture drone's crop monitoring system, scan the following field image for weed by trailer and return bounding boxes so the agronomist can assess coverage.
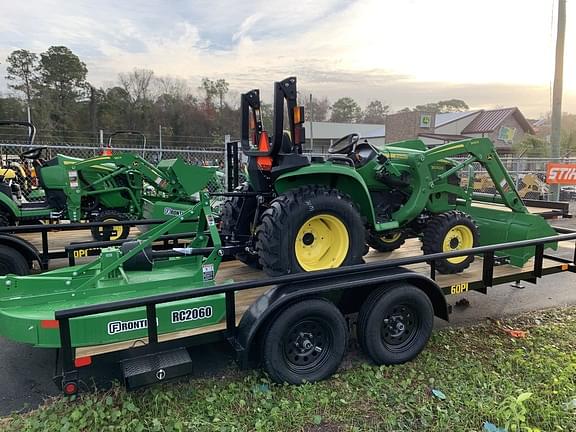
[0,77,574,396]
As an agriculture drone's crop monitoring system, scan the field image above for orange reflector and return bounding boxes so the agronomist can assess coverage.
[293,106,304,124]
[74,356,92,368]
[256,131,273,171]
[41,320,59,329]
[562,264,569,271]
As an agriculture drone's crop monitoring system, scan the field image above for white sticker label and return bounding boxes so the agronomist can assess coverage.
[203,264,215,281]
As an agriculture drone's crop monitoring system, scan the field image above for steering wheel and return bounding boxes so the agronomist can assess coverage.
[328,133,360,154]
[19,147,47,160]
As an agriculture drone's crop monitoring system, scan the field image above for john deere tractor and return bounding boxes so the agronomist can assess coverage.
[0,122,216,240]
[221,77,556,276]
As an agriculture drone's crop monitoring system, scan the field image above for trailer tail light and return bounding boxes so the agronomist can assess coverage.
[41,319,59,329]
[63,382,78,396]
[101,146,113,156]
[75,356,92,368]
[257,131,273,171]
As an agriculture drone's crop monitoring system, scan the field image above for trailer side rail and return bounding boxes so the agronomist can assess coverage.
[54,228,576,389]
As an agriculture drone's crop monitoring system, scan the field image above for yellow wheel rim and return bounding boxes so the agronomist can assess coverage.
[295,214,349,271]
[381,232,402,243]
[443,225,474,264]
[100,218,124,241]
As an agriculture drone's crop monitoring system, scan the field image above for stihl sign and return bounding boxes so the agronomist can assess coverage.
[546,163,576,184]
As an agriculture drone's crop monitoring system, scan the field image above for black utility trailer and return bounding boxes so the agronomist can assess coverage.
[53,227,576,395]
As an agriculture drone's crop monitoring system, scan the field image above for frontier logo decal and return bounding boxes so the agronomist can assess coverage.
[107,318,149,335]
[546,163,576,185]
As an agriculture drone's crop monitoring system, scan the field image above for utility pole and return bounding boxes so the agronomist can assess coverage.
[550,0,566,200]
[309,94,314,153]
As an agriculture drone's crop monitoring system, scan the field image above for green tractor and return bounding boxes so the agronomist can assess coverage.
[0,122,216,240]
[221,77,556,275]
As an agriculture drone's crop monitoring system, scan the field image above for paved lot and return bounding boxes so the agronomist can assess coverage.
[1,213,575,416]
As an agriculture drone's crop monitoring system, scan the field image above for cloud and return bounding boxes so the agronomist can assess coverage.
[0,0,574,117]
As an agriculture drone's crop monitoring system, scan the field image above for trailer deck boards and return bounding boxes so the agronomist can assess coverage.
[74,238,574,360]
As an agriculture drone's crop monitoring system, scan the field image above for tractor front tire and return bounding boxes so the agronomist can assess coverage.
[0,245,30,275]
[367,230,406,253]
[422,211,478,274]
[90,210,131,242]
[255,186,365,276]
[220,183,261,269]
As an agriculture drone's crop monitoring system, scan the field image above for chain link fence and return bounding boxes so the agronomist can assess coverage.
[0,138,574,210]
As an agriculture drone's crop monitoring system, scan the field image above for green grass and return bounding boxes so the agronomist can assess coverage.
[4,307,576,432]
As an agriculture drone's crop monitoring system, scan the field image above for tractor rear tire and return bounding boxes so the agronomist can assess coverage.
[357,284,433,365]
[255,186,365,276]
[262,298,348,384]
[422,211,478,274]
[367,230,406,253]
[90,210,131,242]
[220,183,261,269]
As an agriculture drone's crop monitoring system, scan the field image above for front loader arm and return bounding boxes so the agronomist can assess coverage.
[387,138,527,227]
[423,138,527,213]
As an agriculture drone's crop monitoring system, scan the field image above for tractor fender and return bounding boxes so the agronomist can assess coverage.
[0,234,42,270]
[274,164,378,226]
[235,267,447,368]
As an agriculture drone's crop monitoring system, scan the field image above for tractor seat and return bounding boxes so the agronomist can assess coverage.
[352,142,378,168]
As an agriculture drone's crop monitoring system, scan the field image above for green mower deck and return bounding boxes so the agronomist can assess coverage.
[0,193,226,349]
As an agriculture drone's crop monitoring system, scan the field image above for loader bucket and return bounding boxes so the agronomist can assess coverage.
[462,205,558,267]
[157,159,216,197]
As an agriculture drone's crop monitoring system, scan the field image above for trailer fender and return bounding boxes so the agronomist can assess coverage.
[0,234,42,271]
[235,267,447,368]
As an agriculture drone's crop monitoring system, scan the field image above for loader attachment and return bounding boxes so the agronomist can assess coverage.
[463,204,558,267]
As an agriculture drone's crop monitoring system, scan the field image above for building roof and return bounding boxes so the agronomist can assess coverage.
[435,111,481,128]
[461,108,535,134]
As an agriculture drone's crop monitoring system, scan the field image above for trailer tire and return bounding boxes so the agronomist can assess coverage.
[262,299,348,384]
[0,245,30,275]
[90,210,131,241]
[358,284,433,365]
[255,186,365,276]
[220,183,261,269]
[367,230,406,252]
[422,211,478,274]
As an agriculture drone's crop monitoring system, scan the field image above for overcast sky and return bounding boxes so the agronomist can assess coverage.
[0,0,574,117]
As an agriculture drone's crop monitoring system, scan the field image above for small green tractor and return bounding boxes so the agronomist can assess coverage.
[0,122,215,240]
[221,77,556,275]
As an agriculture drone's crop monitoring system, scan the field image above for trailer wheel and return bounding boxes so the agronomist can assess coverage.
[262,299,348,384]
[358,284,433,365]
[422,211,478,274]
[0,245,30,275]
[367,230,406,252]
[255,186,365,276]
[220,182,261,269]
[90,210,131,241]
